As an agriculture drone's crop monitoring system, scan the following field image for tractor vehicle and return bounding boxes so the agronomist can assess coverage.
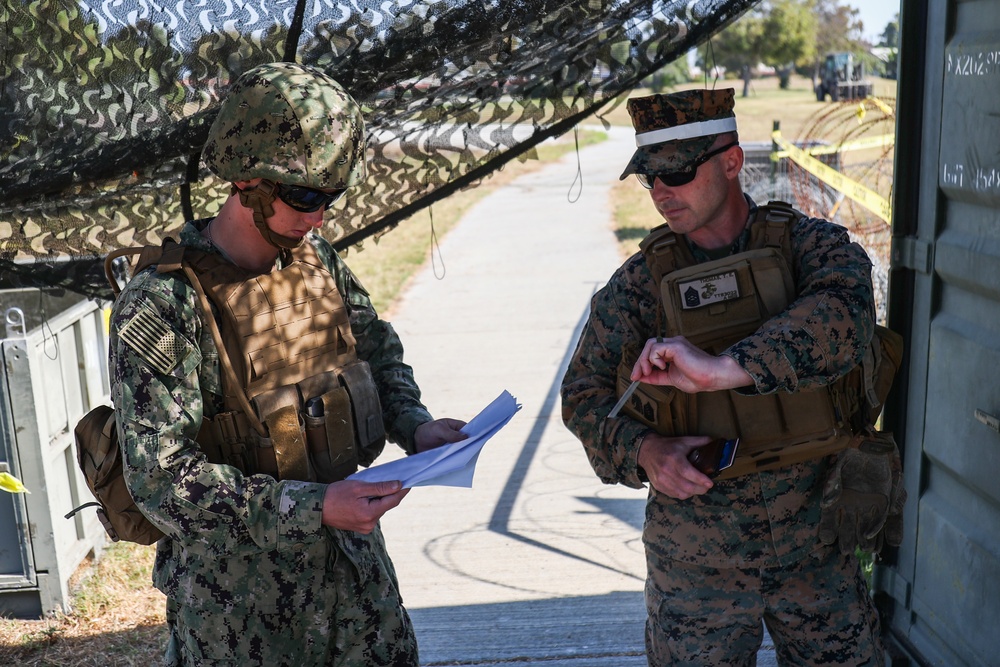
[815,51,875,101]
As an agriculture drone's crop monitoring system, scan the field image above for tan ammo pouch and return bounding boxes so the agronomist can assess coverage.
[616,354,851,479]
[696,387,851,479]
[249,385,311,481]
[298,369,355,484]
[335,360,386,465]
[197,410,260,474]
[303,385,357,484]
[199,389,315,483]
[241,360,385,484]
[615,343,689,436]
[660,247,794,353]
[297,360,386,482]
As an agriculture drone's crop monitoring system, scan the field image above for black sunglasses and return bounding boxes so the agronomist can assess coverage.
[635,141,739,190]
[275,182,348,212]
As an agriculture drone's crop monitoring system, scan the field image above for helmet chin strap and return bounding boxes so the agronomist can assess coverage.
[233,180,304,250]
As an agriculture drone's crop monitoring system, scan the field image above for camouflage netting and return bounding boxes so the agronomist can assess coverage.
[1,0,756,299]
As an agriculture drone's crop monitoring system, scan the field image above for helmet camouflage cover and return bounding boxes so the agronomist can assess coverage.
[203,62,366,189]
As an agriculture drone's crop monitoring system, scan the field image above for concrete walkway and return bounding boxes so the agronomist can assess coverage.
[378,127,777,666]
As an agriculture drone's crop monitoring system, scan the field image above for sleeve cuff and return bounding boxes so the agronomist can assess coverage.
[723,342,796,395]
[616,420,654,489]
[393,407,435,455]
[275,481,328,546]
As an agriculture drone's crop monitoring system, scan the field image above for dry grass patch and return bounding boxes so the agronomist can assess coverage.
[0,542,165,666]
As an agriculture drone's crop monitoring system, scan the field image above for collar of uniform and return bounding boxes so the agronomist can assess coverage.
[181,218,217,253]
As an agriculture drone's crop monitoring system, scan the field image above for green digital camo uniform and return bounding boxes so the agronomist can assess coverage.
[110,221,432,667]
[561,196,885,666]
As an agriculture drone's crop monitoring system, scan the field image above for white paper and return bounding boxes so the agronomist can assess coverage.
[348,390,521,488]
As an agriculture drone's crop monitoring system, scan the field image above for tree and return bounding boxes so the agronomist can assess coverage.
[699,0,816,96]
[878,15,899,48]
[761,0,817,89]
[643,58,691,93]
[877,14,900,79]
[699,11,763,96]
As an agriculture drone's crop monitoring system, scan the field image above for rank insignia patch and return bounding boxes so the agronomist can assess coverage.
[677,271,740,309]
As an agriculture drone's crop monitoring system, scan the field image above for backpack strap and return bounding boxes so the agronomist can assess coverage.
[103,246,145,297]
[108,240,269,437]
[173,251,269,437]
[749,200,797,259]
[103,240,182,297]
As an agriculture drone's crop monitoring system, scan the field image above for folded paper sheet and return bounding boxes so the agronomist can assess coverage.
[348,390,521,488]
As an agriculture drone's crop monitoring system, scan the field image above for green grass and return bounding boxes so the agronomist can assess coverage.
[0,541,167,666]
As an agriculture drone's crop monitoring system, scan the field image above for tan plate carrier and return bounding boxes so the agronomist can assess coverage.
[106,239,386,484]
[617,201,902,479]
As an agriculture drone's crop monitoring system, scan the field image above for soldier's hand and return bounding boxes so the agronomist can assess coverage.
[631,336,753,393]
[321,479,410,534]
[414,418,468,453]
[637,433,715,499]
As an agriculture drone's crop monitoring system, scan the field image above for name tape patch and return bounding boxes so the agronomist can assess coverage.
[678,271,740,309]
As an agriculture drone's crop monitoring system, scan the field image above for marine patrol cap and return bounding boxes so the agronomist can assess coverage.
[619,88,737,180]
[202,62,366,189]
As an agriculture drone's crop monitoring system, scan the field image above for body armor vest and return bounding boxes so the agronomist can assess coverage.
[131,239,386,483]
[618,201,900,479]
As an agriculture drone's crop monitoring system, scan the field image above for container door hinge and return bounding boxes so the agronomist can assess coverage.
[874,565,912,607]
[890,236,933,274]
[975,409,1000,434]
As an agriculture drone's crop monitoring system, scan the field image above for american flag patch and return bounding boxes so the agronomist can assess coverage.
[119,306,185,375]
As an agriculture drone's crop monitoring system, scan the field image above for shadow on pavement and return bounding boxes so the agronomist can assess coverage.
[411,590,647,667]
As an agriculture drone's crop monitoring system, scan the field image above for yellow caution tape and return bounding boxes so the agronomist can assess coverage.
[772,131,892,224]
[773,133,895,159]
[867,96,895,116]
[0,472,30,494]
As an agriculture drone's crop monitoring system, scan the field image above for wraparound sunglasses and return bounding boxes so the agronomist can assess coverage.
[275,182,348,212]
[635,141,740,189]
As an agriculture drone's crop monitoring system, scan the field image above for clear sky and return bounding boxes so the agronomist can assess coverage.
[850,0,901,42]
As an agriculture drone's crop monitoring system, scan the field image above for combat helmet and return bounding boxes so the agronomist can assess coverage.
[202,62,366,249]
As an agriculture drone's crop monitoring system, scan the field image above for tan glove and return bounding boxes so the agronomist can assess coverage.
[818,431,906,555]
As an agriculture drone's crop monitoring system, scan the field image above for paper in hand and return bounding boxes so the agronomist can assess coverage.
[348,390,521,488]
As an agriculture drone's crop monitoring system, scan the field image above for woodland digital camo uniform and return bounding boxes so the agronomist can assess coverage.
[561,197,885,665]
[110,222,431,666]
